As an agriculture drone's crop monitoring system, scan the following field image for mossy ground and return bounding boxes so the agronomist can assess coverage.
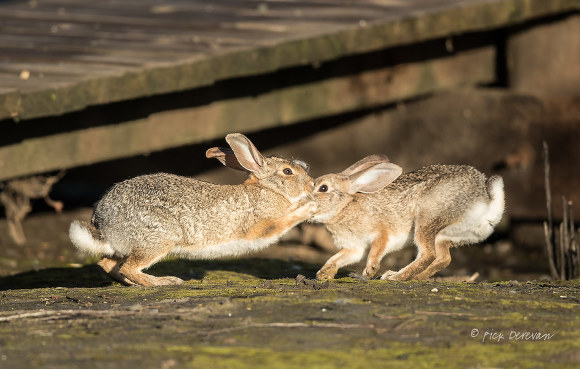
[0,259,579,368]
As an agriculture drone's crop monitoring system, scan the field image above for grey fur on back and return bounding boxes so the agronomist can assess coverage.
[375,165,488,222]
[326,165,490,233]
[91,173,289,256]
[69,132,317,286]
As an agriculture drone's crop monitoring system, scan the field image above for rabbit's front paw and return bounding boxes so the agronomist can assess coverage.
[362,265,379,280]
[293,201,318,219]
[380,270,401,281]
[316,266,337,280]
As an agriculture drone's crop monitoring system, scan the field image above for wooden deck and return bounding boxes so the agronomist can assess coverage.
[0,0,578,181]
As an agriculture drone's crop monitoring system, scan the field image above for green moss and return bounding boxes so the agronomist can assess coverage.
[1,261,579,369]
[184,340,580,369]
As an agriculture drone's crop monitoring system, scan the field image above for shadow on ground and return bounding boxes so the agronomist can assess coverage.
[0,258,333,290]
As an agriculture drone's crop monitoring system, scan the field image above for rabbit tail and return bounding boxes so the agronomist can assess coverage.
[485,175,505,226]
[69,220,115,256]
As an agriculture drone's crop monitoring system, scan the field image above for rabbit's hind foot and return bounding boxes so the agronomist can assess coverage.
[98,256,135,286]
[118,250,185,286]
[121,269,184,286]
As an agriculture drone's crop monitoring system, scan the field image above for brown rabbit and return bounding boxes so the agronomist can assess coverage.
[69,133,315,286]
[310,155,504,281]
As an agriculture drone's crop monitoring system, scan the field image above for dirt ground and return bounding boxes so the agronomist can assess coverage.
[1,209,578,368]
[1,263,579,369]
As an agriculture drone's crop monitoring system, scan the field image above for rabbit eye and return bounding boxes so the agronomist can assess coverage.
[318,184,328,193]
[283,168,293,175]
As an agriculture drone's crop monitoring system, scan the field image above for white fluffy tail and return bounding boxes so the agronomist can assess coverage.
[69,220,114,256]
[485,175,505,226]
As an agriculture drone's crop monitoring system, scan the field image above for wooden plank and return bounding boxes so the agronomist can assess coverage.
[0,0,577,121]
[508,15,580,95]
[280,89,580,219]
[0,46,494,180]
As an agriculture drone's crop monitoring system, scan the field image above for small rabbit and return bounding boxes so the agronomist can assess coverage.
[69,133,316,286]
[310,155,504,281]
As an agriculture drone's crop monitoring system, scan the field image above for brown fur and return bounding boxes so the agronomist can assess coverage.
[310,157,505,281]
[70,134,315,286]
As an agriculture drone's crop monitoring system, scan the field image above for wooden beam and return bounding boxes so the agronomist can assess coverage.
[0,0,576,121]
[0,47,494,180]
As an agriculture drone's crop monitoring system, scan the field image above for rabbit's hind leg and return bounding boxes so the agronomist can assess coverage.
[97,256,135,285]
[381,228,437,281]
[414,239,453,280]
[119,247,184,286]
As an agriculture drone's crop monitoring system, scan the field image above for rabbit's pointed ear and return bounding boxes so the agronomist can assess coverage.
[225,133,265,173]
[206,147,248,171]
[340,154,391,176]
[347,162,402,194]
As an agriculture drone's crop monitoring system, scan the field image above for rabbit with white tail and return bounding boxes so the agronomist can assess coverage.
[310,155,504,281]
[69,133,316,286]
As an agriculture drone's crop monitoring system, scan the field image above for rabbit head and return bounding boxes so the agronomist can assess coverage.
[311,155,402,222]
[206,133,313,204]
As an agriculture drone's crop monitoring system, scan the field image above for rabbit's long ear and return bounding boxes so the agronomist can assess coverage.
[340,154,390,176]
[347,162,402,194]
[206,147,248,171]
[225,133,265,173]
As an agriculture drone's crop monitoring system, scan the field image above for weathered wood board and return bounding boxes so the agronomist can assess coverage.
[0,0,578,181]
[1,0,577,121]
[0,47,495,180]
[264,88,580,220]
